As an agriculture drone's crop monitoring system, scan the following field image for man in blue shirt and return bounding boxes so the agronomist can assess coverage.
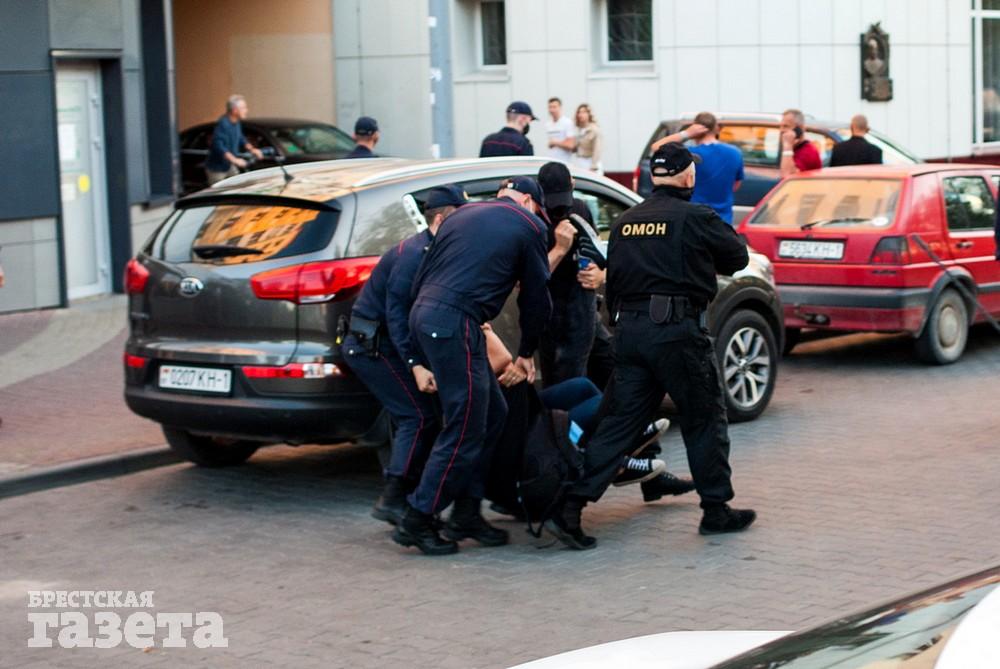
[345,116,380,159]
[341,185,468,528]
[205,95,263,185]
[651,112,744,225]
[479,101,536,157]
[393,176,552,555]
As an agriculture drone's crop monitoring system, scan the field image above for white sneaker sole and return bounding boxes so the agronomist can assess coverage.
[612,459,667,486]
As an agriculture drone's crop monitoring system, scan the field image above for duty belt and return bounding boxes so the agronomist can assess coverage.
[618,295,706,325]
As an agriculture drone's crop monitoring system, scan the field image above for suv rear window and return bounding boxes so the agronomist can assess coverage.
[748,178,902,229]
[149,203,340,265]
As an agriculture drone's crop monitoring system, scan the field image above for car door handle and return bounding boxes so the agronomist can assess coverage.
[955,240,974,249]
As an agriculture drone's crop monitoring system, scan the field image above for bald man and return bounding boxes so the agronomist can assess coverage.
[830,114,883,167]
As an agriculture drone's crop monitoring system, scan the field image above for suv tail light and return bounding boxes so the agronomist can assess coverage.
[632,166,641,192]
[870,236,910,264]
[124,259,150,294]
[250,257,379,304]
[123,353,148,369]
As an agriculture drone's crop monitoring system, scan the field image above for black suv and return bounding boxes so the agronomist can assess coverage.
[124,157,783,466]
[633,113,921,224]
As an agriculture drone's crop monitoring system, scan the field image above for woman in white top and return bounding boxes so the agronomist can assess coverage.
[572,104,603,174]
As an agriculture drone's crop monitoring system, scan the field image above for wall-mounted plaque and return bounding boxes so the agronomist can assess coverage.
[861,23,892,102]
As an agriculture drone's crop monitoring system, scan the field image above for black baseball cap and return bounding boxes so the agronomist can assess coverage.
[506,101,538,120]
[500,175,545,209]
[424,184,468,210]
[650,141,701,177]
[537,161,574,209]
[354,116,379,136]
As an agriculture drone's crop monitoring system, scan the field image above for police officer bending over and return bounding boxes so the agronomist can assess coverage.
[341,185,468,526]
[394,176,552,555]
[546,143,756,549]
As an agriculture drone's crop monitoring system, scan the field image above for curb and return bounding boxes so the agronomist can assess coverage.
[0,446,180,500]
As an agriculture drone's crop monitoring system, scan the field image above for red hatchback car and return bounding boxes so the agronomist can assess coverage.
[738,164,1000,364]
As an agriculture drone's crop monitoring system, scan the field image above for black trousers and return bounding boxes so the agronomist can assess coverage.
[571,310,735,507]
[539,289,597,388]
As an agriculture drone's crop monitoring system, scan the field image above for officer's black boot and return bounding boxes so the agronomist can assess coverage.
[544,496,596,550]
[392,505,458,556]
[699,503,757,535]
[372,475,409,526]
[443,498,509,547]
[641,472,696,502]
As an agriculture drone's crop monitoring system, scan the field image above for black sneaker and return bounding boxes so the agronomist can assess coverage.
[632,418,670,459]
[641,472,696,502]
[392,506,459,555]
[699,505,757,535]
[443,498,509,547]
[543,498,596,550]
[612,457,667,486]
[371,476,409,526]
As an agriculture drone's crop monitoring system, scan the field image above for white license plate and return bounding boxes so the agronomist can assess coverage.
[159,365,232,394]
[778,240,844,260]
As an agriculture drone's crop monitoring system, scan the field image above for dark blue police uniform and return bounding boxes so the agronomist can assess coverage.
[341,229,438,483]
[406,197,551,516]
[345,144,377,159]
[479,126,533,157]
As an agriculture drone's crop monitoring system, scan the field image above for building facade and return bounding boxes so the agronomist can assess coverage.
[0,0,176,314]
[334,0,995,176]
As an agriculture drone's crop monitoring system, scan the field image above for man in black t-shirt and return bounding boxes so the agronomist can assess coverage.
[830,114,882,167]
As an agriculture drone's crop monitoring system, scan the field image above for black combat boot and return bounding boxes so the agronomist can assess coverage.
[371,475,409,526]
[699,503,757,535]
[641,472,696,502]
[544,496,596,550]
[392,506,458,556]
[444,498,509,547]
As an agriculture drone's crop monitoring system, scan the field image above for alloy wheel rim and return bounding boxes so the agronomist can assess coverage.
[723,327,771,410]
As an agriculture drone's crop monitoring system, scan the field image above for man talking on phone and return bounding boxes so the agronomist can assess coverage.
[779,108,821,177]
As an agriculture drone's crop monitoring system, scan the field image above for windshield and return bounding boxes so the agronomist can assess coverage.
[269,124,355,156]
[711,572,1000,669]
[834,128,921,165]
[749,178,902,229]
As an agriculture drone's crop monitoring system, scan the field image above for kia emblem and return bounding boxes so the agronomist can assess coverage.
[178,277,204,297]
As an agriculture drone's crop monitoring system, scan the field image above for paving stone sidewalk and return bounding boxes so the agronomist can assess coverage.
[1,327,1000,668]
[0,297,163,473]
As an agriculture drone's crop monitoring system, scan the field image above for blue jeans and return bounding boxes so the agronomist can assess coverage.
[538,377,603,435]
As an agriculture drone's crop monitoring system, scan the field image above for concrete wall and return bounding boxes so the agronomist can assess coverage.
[333,0,434,160]
[329,0,973,171]
[173,0,336,129]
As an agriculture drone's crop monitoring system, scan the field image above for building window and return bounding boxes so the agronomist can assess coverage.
[974,0,1000,145]
[480,0,506,67]
[606,0,652,62]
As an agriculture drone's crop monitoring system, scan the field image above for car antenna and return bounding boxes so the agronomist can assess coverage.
[275,155,294,185]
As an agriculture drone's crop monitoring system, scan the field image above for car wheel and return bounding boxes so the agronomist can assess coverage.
[715,309,778,423]
[915,287,968,365]
[162,427,260,467]
[783,327,801,356]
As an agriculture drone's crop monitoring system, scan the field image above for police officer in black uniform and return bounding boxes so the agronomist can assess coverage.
[393,176,552,555]
[345,116,380,158]
[546,142,756,549]
[479,101,536,157]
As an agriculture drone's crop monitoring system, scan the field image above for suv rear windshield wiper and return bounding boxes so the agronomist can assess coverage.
[192,244,266,259]
[800,217,872,231]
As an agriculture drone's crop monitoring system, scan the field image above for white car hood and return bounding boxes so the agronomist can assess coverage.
[509,630,790,669]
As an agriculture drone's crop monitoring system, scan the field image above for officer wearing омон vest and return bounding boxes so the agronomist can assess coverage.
[341,185,468,527]
[545,142,756,549]
[393,176,552,556]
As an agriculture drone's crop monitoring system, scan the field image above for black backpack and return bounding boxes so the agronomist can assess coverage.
[486,383,584,536]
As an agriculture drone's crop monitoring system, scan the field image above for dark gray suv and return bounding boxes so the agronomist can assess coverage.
[124,157,783,466]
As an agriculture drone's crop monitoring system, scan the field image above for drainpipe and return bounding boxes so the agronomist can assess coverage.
[428,0,454,158]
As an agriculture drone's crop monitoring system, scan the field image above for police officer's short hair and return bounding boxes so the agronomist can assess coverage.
[226,94,246,113]
[425,205,456,222]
